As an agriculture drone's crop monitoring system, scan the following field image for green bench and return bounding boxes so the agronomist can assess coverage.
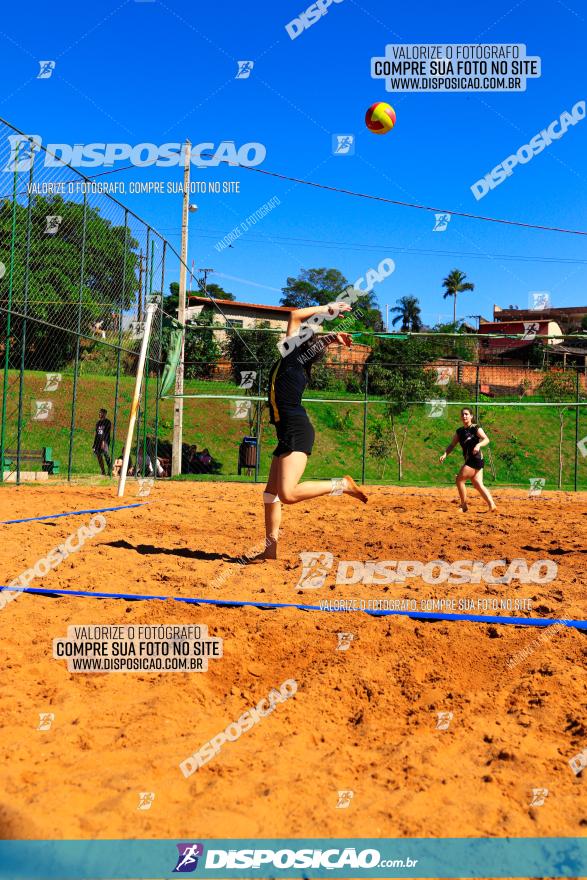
[2,447,60,475]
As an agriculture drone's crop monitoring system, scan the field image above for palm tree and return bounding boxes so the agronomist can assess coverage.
[441,269,474,326]
[390,295,423,332]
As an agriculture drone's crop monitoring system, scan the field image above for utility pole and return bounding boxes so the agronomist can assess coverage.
[171,140,191,477]
[197,268,214,296]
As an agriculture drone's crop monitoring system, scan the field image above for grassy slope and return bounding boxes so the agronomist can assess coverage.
[2,370,586,488]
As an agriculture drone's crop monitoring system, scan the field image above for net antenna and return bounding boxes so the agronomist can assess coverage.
[117,302,158,498]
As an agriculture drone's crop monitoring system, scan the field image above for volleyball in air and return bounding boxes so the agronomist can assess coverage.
[365,102,396,134]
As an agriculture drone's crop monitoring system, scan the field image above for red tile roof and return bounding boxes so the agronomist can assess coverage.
[187,295,291,314]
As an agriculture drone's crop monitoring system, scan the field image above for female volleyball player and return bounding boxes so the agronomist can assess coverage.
[258,302,367,560]
[439,407,496,512]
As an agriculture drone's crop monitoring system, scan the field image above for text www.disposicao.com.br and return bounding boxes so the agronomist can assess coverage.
[69,657,202,671]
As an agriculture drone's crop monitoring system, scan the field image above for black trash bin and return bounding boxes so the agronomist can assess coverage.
[238,436,258,475]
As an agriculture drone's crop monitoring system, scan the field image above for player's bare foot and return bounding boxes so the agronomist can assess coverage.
[343,475,368,503]
[459,503,468,513]
[247,539,278,562]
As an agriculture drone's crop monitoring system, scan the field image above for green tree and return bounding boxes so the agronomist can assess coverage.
[538,370,576,488]
[164,282,180,317]
[182,305,222,380]
[280,267,382,330]
[368,419,395,479]
[390,295,423,331]
[164,280,234,318]
[369,335,442,371]
[225,318,279,387]
[367,363,437,479]
[280,268,348,308]
[224,319,279,439]
[204,282,234,301]
[0,194,137,369]
[432,321,478,361]
[441,269,475,326]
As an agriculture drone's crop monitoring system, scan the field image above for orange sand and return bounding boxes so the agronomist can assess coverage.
[0,482,585,841]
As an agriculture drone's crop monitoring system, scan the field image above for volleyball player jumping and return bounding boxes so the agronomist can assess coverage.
[439,407,497,512]
[258,302,367,560]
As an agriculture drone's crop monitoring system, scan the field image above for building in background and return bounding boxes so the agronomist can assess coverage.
[186,295,291,342]
[478,318,564,362]
[185,295,371,373]
[493,304,587,333]
[486,303,587,369]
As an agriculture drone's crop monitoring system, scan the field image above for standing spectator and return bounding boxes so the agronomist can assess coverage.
[93,408,112,475]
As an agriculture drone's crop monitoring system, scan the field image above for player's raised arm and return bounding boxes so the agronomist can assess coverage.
[286,302,352,336]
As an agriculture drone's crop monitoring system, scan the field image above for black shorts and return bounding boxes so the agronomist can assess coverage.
[272,414,315,457]
[464,455,484,471]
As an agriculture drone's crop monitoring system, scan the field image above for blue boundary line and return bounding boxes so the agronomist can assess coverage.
[0,502,149,525]
[1,584,586,629]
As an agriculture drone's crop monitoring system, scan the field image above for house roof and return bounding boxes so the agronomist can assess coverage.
[187,295,291,314]
[549,344,587,356]
[494,305,587,318]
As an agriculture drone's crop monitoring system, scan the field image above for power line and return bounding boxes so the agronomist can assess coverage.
[184,229,587,265]
[175,150,587,237]
[230,163,587,237]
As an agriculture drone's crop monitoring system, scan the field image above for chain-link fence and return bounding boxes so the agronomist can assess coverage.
[1,115,586,489]
[0,117,177,483]
[163,336,587,490]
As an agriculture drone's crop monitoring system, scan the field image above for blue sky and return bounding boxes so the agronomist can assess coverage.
[1,0,586,325]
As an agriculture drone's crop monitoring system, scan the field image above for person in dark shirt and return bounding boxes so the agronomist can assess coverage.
[439,407,496,512]
[257,301,367,561]
[93,408,112,476]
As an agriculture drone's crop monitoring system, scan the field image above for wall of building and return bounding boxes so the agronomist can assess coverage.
[186,303,289,332]
[426,361,587,393]
[495,307,587,333]
[325,342,372,368]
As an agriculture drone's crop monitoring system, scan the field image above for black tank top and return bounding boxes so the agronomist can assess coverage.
[268,330,331,425]
[457,425,481,460]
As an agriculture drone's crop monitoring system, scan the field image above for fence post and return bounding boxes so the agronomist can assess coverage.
[134,401,142,476]
[139,231,152,477]
[361,364,368,485]
[475,363,480,423]
[16,158,35,485]
[67,191,88,480]
[117,303,157,496]
[142,358,149,477]
[110,210,129,476]
[153,240,166,477]
[574,367,580,492]
[255,366,261,483]
[0,148,20,484]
